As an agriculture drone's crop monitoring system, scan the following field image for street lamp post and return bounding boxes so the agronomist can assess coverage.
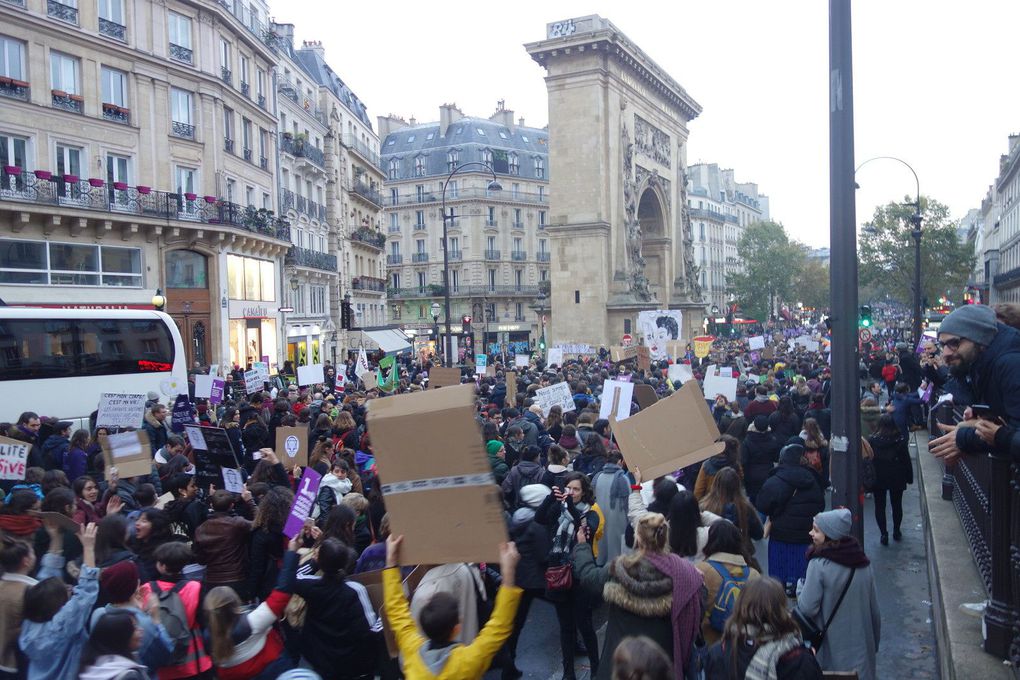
[441,162,502,367]
[430,301,441,363]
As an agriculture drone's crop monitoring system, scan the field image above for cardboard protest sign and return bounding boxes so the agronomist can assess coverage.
[194,375,213,399]
[101,430,152,481]
[275,426,308,470]
[546,347,564,367]
[31,511,80,533]
[762,346,775,361]
[514,354,530,368]
[611,345,638,362]
[170,394,194,433]
[243,370,263,395]
[428,367,462,389]
[667,363,694,385]
[634,384,659,411]
[361,371,379,390]
[0,436,29,481]
[610,381,725,479]
[190,427,241,490]
[536,381,575,417]
[475,354,487,376]
[599,380,635,421]
[485,365,495,377]
[283,467,322,538]
[366,385,508,564]
[297,364,325,387]
[96,393,147,429]
[637,346,651,372]
[703,373,738,402]
[154,492,174,510]
[506,371,518,406]
[748,336,766,351]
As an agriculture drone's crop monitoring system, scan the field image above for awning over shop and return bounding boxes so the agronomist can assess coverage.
[361,328,412,354]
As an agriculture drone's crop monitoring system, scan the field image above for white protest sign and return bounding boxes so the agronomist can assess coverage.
[253,361,270,381]
[514,354,530,368]
[667,363,694,385]
[0,436,29,480]
[704,364,718,377]
[748,336,766,351]
[547,347,564,366]
[535,382,575,417]
[243,370,263,394]
[599,379,635,421]
[475,354,487,376]
[297,363,325,387]
[184,425,207,451]
[702,373,738,402]
[96,393,147,429]
[208,364,219,376]
[194,375,213,399]
[803,340,819,352]
[720,367,733,378]
[221,468,245,493]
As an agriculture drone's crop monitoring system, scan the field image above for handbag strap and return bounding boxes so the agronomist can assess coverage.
[820,568,856,638]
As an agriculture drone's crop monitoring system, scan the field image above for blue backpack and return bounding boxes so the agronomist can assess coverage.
[707,561,750,632]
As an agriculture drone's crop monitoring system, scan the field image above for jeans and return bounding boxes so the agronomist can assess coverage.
[873,487,904,536]
[554,588,598,678]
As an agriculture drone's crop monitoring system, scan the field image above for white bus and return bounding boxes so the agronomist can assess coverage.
[0,308,188,429]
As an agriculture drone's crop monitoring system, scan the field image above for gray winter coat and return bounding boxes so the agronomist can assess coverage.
[796,557,881,680]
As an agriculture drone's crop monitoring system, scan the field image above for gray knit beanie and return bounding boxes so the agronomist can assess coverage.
[814,508,852,541]
[939,305,998,347]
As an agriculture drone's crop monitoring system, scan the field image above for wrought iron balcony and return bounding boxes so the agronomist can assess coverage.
[351,182,383,208]
[352,276,386,292]
[224,138,235,153]
[485,220,498,227]
[259,156,268,170]
[240,82,250,97]
[2,0,26,7]
[47,0,77,23]
[537,252,551,262]
[386,254,403,265]
[448,250,463,261]
[285,246,337,273]
[341,133,382,170]
[169,43,192,64]
[99,17,126,41]
[101,103,129,124]
[51,91,83,114]
[485,249,501,260]
[388,225,400,234]
[172,121,195,139]
[0,78,30,101]
[411,252,429,263]
[220,67,232,85]
[386,285,540,299]
[280,136,324,168]
[210,0,278,52]
[243,148,253,162]
[414,222,427,231]
[257,94,266,109]
[350,228,386,249]
[512,222,524,229]
[382,186,549,206]
[0,168,291,240]
[511,251,527,261]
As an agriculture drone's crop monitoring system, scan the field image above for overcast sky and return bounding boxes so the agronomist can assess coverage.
[273,0,1019,247]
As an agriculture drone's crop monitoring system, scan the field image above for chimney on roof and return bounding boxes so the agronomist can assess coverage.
[518,117,525,128]
[489,100,515,133]
[271,22,295,49]
[377,114,409,140]
[301,40,325,59]
[439,103,464,138]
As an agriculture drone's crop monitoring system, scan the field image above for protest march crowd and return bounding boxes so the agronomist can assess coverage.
[2,300,996,680]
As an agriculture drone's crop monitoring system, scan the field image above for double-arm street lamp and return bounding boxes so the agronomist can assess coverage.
[855,155,923,344]
[440,162,502,366]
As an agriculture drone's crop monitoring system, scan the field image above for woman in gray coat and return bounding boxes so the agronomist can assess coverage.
[795,508,881,680]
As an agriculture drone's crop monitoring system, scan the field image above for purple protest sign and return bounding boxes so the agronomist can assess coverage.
[283,467,322,538]
[170,394,194,433]
[921,383,933,403]
[749,351,761,363]
[209,378,225,404]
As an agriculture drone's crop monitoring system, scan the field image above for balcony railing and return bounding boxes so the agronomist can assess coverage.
[0,168,290,240]
[414,222,427,231]
[537,252,551,262]
[47,0,77,23]
[350,228,386,249]
[3,0,26,6]
[351,182,383,208]
[352,276,386,292]
[511,251,527,261]
[101,103,129,124]
[243,148,253,162]
[0,78,29,101]
[97,16,125,40]
[224,138,235,153]
[342,133,382,170]
[285,246,337,273]
[51,91,83,114]
[388,225,401,234]
[259,156,268,170]
[485,220,498,227]
[172,121,195,139]
[279,189,327,221]
[485,249,501,260]
[220,67,232,85]
[276,78,326,123]
[411,252,429,263]
[240,82,250,97]
[257,94,266,109]
[169,43,193,64]
[381,186,549,207]
[512,222,525,229]
[280,136,324,168]
[386,254,403,265]
[212,0,279,52]
[448,250,463,261]
[385,285,541,299]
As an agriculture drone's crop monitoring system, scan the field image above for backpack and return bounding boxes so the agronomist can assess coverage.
[149,580,194,664]
[707,561,750,632]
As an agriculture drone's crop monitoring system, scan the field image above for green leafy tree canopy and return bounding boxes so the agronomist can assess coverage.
[728,221,805,322]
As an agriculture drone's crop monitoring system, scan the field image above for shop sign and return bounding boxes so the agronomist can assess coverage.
[228,300,278,319]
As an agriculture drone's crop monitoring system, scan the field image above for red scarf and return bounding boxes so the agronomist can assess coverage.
[0,513,42,537]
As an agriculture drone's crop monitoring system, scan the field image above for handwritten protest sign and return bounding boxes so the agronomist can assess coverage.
[96,393,147,429]
[599,380,635,422]
[536,381,575,417]
[283,467,322,538]
[189,427,241,490]
[0,436,29,480]
[243,370,263,395]
[637,346,651,372]
[183,425,206,451]
[252,361,270,382]
[101,431,152,481]
[475,354,488,376]
[748,336,766,351]
[170,394,194,433]
[546,347,564,367]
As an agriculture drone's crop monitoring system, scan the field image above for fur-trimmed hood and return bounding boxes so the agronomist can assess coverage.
[602,555,673,618]
[144,410,168,430]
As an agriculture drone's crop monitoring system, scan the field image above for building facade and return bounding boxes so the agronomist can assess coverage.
[990,135,1020,303]
[380,103,550,358]
[0,0,294,372]
[686,163,769,316]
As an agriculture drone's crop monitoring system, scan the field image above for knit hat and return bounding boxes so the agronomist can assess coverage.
[99,559,140,603]
[519,484,551,508]
[146,391,160,401]
[939,304,998,347]
[748,415,770,433]
[486,440,504,456]
[779,442,805,465]
[814,508,852,541]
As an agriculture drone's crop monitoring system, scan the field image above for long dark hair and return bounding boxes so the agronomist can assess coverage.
[95,513,131,565]
[876,413,900,439]
[317,537,356,580]
[667,490,701,558]
[80,609,137,670]
[130,508,173,562]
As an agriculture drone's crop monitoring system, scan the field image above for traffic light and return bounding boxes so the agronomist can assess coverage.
[539,335,546,351]
[462,314,472,334]
[859,305,872,328]
[341,299,353,330]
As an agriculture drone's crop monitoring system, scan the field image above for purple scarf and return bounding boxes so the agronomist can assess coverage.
[644,551,704,679]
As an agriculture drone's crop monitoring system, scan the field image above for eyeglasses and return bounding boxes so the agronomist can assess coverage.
[938,338,963,351]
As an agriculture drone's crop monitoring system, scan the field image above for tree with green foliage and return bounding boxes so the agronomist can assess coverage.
[794,257,831,312]
[858,196,974,307]
[728,221,805,322]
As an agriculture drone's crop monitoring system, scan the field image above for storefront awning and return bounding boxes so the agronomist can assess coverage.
[361,329,412,354]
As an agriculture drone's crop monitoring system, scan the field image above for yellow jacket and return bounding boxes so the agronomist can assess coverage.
[383,567,522,680]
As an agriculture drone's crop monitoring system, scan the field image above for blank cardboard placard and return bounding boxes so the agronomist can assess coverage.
[637,346,651,372]
[506,371,518,406]
[429,367,462,389]
[610,381,725,479]
[514,354,530,368]
[668,363,694,385]
[194,375,213,399]
[350,565,430,658]
[611,345,638,362]
[101,430,152,480]
[297,364,325,387]
[367,385,507,564]
[748,336,766,350]
[634,384,658,411]
[362,371,379,390]
[546,347,564,366]
[703,373,738,402]
[275,426,308,470]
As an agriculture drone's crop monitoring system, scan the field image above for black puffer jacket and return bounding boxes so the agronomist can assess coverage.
[755,446,825,544]
[741,431,781,499]
[508,508,552,591]
[868,433,913,491]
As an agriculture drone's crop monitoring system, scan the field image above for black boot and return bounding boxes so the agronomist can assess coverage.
[893,529,903,541]
[880,533,889,546]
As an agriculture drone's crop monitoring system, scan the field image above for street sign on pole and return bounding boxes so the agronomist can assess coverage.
[622,334,633,347]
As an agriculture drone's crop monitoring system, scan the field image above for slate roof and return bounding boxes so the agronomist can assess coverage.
[294,50,373,129]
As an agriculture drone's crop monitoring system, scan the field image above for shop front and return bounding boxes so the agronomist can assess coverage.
[227,300,279,372]
[286,324,323,368]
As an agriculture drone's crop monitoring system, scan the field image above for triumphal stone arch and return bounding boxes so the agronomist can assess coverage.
[525,16,705,347]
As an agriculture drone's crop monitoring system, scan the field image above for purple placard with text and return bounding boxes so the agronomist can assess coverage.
[210,378,225,404]
[749,351,761,363]
[283,467,322,538]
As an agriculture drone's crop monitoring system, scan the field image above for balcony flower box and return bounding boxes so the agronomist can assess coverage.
[3,166,20,175]
[34,170,52,180]
[136,185,151,194]
[113,181,128,191]
[63,174,79,183]
[0,76,11,86]
[88,178,104,187]
[51,89,67,97]
[184,192,197,201]
[204,195,217,204]
[12,79,29,88]
[68,94,84,102]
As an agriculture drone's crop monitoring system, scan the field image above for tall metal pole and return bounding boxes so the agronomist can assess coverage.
[829,0,862,540]
[912,215,923,345]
